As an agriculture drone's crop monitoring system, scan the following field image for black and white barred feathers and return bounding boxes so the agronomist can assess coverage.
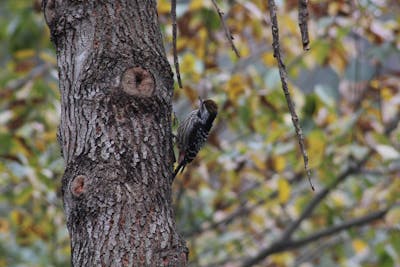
[173,99,218,179]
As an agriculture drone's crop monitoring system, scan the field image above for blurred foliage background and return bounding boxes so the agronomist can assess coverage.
[0,0,399,266]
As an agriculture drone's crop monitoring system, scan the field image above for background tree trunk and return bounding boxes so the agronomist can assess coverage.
[43,0,187,266]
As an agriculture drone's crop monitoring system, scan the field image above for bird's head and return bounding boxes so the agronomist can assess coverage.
[198,98,218,124]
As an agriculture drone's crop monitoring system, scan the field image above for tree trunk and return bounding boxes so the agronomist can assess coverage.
[43,0,188,266]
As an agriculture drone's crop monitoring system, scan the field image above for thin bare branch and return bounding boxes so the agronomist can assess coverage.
[287,207,390,249]
[298,0,310,50]
[240,156,370,266]
[211,0,240,58]
[281,110,400,241]
[281,150,373,241]
[267,0,314,190]
[241,207,390,266]
[240,111,400,266]
[171,0,182,88]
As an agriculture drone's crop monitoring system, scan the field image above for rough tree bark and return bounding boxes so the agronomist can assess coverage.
[43,0,188,266]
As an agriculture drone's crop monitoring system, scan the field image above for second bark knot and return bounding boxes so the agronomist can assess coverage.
[71,175,87,197]
[122,67,155,97]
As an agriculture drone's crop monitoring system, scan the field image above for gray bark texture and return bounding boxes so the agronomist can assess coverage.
[42,0,188,266]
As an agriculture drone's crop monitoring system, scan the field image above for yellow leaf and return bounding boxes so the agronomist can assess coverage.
[329,50,346,73]
[273,156,286,172]
[62,244,71,256]
[250,96,259,112]
[35,139,45,151]
[177,37,188,51]
[10,210,23,225]
[261,51,275,67]
[381,87,393,101]
[278,178,291,204]
[14,49,35,59]
[281,14,298,34]
[270,252,294,266]
[225,74,246,100]
[181,53,196,74]
[195,28,208,58]
[328,2,339,16]
[39,51,57,65]
[0,219,9,233]
[326,113,337,125]
[387,179,400,202]
[250,212,265,227]
[238,44,249,58]
[330,191,346,207]
[370,79,380,89]
[251,20,263,40]
[352,239,368,254]
[251,153,265,171]
[254,114,270,135]
[307,130,326,168]
[43,131,57,142]
[189,0,204,11]
[157,0,170,14]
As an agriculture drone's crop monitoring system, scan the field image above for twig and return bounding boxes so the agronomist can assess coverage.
[267,0,314,190]
[240,111,400,266]
[171,0,182,88]
[241,207,390,266]
[298,0,310,51]
[241,151,372,266]
[280,150,373,241]
[211,0,240,58]
[286,208,390,249]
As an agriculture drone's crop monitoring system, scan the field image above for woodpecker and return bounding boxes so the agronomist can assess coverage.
[173,98,218,179]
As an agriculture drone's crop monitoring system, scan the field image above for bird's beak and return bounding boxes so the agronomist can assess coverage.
[198,97,203,106]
